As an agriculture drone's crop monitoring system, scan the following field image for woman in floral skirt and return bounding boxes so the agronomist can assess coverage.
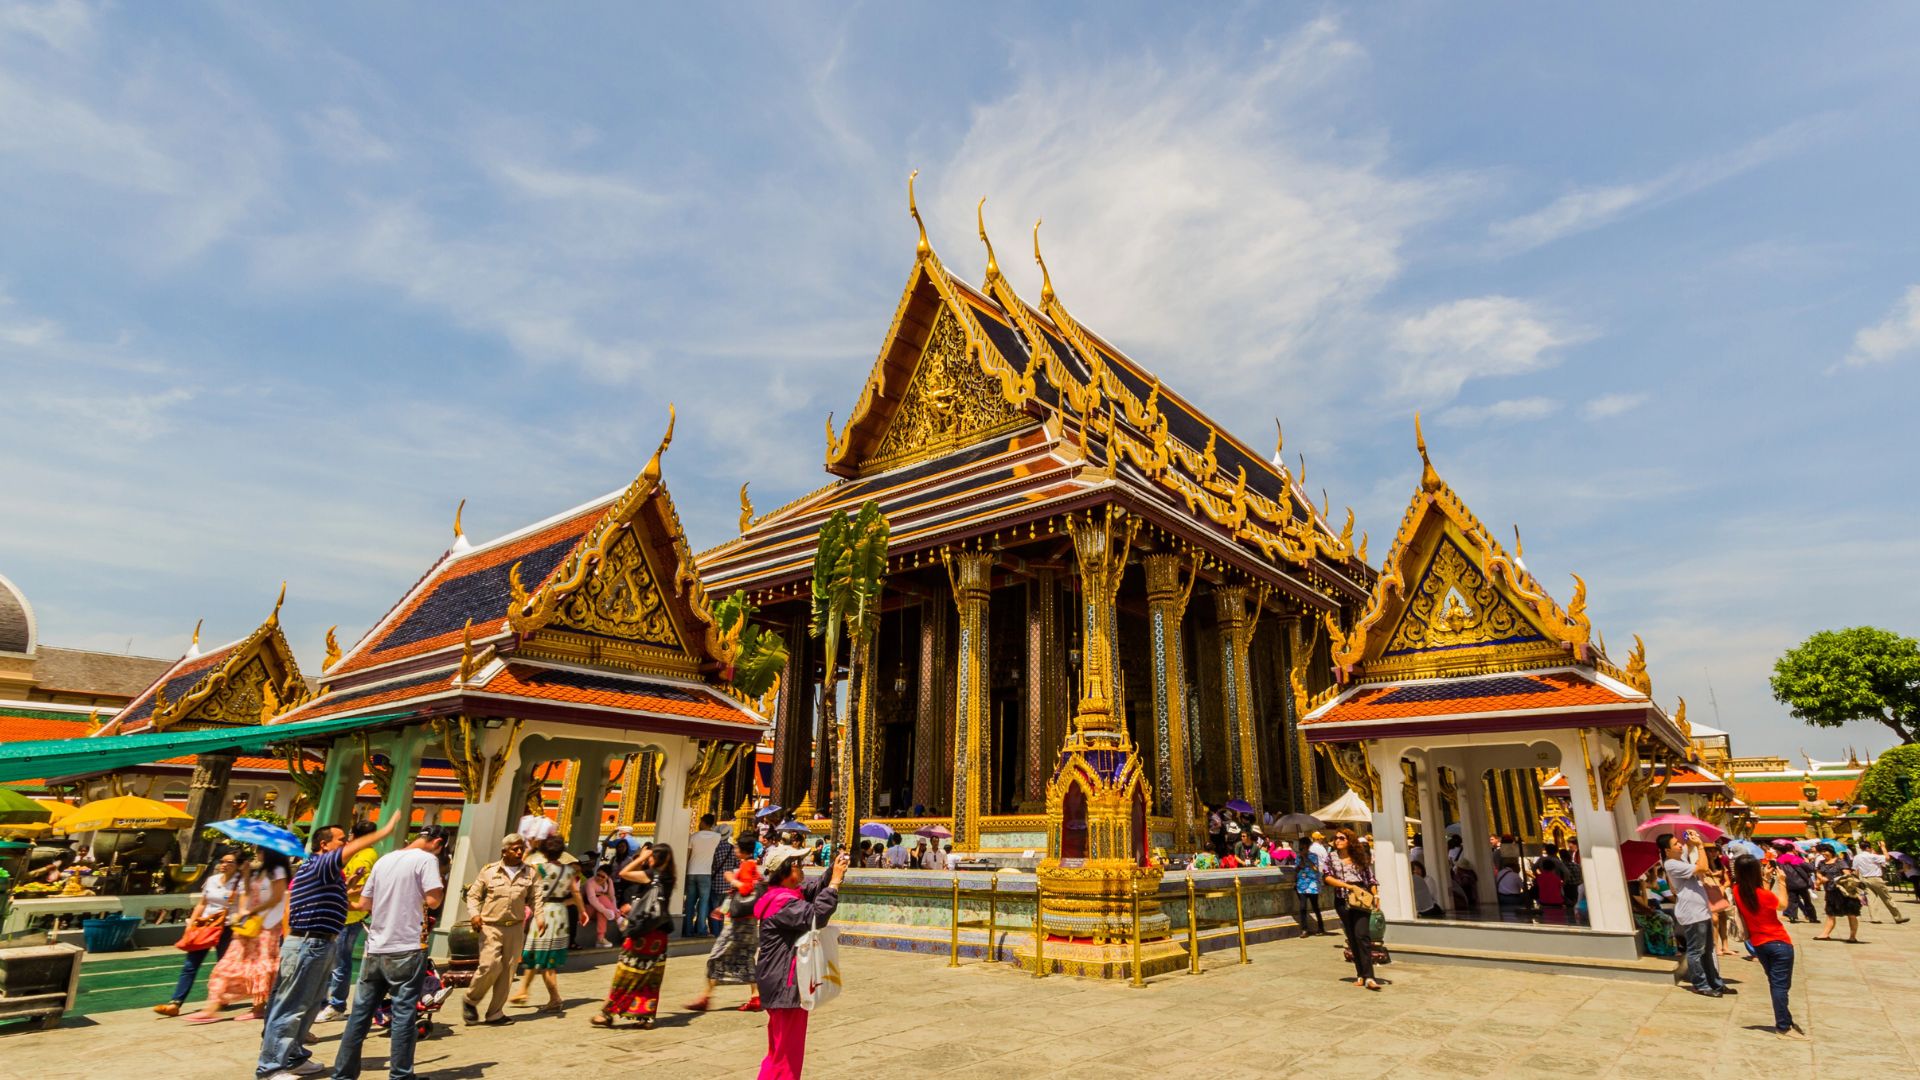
[594,843,676,1029]
[186,850,289,1022]
[513,834,582,1013]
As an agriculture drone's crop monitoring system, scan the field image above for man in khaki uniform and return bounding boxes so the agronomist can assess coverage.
[462,834,537,1026]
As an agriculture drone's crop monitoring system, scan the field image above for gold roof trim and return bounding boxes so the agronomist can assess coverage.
[144,588,307,732]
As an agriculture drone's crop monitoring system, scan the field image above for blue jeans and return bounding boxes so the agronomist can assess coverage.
[169,927,231,1003]
[331,950,427,1080]
[1753,940,1795,1031]
[256,933,340,1076]
[327,921,364,1008]
[683,875,713,936]
[1679,919,1724,992]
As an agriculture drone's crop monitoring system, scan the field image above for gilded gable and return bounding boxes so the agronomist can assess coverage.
[861,305,1029,475]
[1381,536,1546,658]
[551,528,684,650]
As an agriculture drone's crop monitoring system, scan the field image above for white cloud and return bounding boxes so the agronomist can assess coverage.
[300,106,393,163]
[1437,397,1560,428]
[1582,392,1646,419]
[1488,119,1827,254]
[28,387,193,437]
[0,0,92,53]
[1842,284,1920,368]
[1390,296,1585,400]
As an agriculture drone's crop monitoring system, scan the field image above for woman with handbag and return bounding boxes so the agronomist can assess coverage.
[594,843,676,1029]
[1322,829,1383,991]
[154,851,241,1017]
[187,849,290,1022]
[514,835,584,1014]
[753,844,848,1080]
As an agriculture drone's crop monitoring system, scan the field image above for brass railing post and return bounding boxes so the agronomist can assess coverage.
[948,877,961,968]
[986,872,999,964]
[1234,876,1249,965]
[1032,886,1047,979]
[1186,875,1200,975]
[1130,882,1145,988]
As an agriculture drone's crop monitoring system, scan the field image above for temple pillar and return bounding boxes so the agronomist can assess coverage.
[913,597,949,813]
[436,723,523,955]
[1451,758,1496,906]
[375,725,427,854]
[1213,586,1262,813]
[1023,571,1062,809]
[771,615,811,812]
[310,738,365,834]
[1368,740,1417,923]
[1413,753,1452,912]
[1557,732,1634,934]
[1143,553,1197,849]
[947,551,993,850]
[182,751,237,864]
[654,736,693,917]
[834,636,878,854]
[567,748,616,849]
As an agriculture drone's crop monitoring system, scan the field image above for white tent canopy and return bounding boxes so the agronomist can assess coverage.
[1312,789,1374,824]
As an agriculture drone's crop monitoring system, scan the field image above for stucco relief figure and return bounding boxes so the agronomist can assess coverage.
[1797,782,1832,840]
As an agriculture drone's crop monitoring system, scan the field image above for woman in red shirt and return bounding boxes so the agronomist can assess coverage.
[1731,854,1805,1040]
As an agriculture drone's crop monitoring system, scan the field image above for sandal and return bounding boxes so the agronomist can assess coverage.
[537,1001,564,1014]
[636,1016,655,1030]
[589,1013,613,1028]
[1365,980,1382,991]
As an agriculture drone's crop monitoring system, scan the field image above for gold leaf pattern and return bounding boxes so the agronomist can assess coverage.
[553,529,682,648]
[865,305,1028,472]
[1383,537,1542,655]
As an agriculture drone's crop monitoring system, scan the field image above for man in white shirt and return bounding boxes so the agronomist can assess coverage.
[943,843,961,871]
[684,814,723,937]
[883,839,913,869]
[331,826,448,1080]
[919,842,942,871]
[1853,844,1911,924]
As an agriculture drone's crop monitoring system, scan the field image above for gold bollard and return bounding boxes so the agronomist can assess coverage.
[1234,876,1250,965]
[1186,875,1201,975]
[1130,884,1145,988]
[986,873,999,964]
[949,877,961,968]
[1032,889,1047,979]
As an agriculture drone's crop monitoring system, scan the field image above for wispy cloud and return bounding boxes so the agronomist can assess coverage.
[1841,284,1920,368]
[0,0,92,53]
[1390,296,1588,400]
[1437,397,1560,427]
[1487,120,1827,254]
[1583,392,1645,419]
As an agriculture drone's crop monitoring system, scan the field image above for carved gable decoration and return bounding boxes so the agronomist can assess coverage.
[861,304,1028,476]
[194,655,273,727]
[1381,535,1546,659]
[551,527,684,650]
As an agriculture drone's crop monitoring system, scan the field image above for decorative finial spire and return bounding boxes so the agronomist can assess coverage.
[1272,419,1284,465]
[1033,219,1054,305]
[187,618,203,658]
[323,625,341,670]
[908,169,929,260]
[1415,412,1441,492]
[738,482,755,533]
[976,197,999,283]
[270,581,286,625]
[451,498,472,552]
[641,403,676,486]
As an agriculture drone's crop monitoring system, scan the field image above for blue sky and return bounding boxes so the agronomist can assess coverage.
[3,3,1917,761]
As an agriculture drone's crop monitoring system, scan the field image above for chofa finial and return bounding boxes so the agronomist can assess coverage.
[190,618,202,647]
[270,581,286,624]
[738,482,755,533]
[1033,218,1055,306]
[1415,412,1441,492]
[641,403,676,485]
[976,197,999,283]
[453,498,466,541]
[908,170,929,260]
[186,618,203,658]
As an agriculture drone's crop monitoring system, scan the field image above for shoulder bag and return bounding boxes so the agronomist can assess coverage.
[175,913,225,951]
[794,908,842,1012]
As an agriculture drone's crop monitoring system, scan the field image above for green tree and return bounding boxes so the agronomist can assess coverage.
[713,590,788,700]
[1881,799,1920,855]
[1769,627,1920,745]
[809,501,889,852]
[1853,744,1920,816]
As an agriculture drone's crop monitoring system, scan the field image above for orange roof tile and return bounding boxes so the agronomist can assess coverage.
[1306,671,1632,727]
[477,665,758,726]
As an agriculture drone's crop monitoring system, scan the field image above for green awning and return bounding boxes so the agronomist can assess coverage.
[0,711,414,785]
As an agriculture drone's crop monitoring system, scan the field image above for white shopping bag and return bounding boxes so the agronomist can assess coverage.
[794,917,842,1012]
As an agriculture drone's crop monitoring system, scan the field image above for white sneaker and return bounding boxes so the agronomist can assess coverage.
[291,1062,330,1076]
[314,1005,345,1023]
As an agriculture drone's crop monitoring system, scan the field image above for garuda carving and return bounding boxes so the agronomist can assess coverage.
[1383,538,1538,655]
[552,528,681,648]
[865,306,1027,471]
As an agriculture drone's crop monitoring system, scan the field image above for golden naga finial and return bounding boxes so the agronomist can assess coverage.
[453,498,466,541]
[738,482,755,533]
[456,618,478,683]
[1273,419,1284,462]
[270,581,287,624]
[1415,411,1442,492]
[322,625,341,670]
[1624,633,1650,693]
[908,169,929,260]
[1512,524,1525,561]
[190,618,202,649]
[641,403,676,486]
[976,197,1000,283]
[1033,218,1055,305]
[1356,531,1370,565]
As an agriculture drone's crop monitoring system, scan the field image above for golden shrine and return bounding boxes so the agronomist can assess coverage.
[699,177,1374,861]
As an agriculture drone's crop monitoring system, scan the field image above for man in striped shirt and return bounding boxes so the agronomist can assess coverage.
[258,812,397,1080]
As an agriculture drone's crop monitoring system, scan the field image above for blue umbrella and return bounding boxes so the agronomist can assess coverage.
[776,820,812,834]
[1723,838,1765,860]
[754,804,785,819]
[857,822,892,840]
[209,817,307,860]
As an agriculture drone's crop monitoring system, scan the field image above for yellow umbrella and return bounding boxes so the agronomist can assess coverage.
[59,795,195,833]
[0,821,52,838]
[36,799,78,823]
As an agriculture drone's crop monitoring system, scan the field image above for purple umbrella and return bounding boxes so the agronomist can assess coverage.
[857,822,892,840]
[1224,799,1255,815]
[915,824,952,840]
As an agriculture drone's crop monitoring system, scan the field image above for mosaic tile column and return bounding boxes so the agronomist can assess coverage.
[913,597,949,813]
[1213,586,1261,813]
[1143,552,1197,849]
[1280,615,1314,814]
[770,615,812,811]
[1024,570,1061,807]
[946,551,994,849]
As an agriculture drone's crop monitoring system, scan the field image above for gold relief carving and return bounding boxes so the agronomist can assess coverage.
[1317,741,1379,806]
[684,741,746,812]
[1596,727,1640,810]
[864,306,1029,474]
[551,528,682,648]
[194,656,270,728]
[1382,538,1540,655]
[433,714,523,803]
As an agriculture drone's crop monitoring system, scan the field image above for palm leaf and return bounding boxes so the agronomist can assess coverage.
[730,623,789,699]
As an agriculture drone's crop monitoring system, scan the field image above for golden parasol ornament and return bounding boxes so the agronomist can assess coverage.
[57,794,195,833]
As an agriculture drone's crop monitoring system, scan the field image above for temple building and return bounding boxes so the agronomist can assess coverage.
[699,187,1372,855]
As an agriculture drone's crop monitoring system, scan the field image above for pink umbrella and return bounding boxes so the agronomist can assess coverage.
[1635,813,1724,841]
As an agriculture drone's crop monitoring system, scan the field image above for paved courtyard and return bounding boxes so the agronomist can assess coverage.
[11,902,1920,1080]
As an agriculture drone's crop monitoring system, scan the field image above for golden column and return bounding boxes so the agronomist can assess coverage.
[1213,584,1267,814]
[1142,552,1197,850]
[945,550,994,849]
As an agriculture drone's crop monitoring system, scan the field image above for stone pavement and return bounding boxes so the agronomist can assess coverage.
[10,897,1919,1080]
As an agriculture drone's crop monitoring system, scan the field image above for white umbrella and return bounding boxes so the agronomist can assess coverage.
[1311,789,1374,824]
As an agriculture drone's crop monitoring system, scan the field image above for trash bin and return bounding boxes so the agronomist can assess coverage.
[80,916,142,953]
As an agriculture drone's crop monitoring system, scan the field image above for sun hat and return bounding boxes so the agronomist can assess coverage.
[760,843,811,878]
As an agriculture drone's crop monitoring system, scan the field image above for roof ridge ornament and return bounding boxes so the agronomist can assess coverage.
[976,197,1000,284]
[1415,411,1442,492]
[909,169,930,261]
[738,482,755,533]
[1033,218,1054,305]
[270,581,286,626]
[186,618,203,658]
[452,499,472,553]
